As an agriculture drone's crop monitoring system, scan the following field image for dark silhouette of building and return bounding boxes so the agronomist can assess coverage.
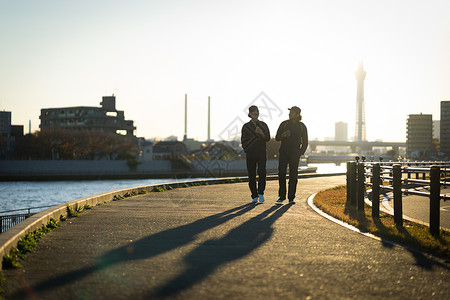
[192,142,241,160]
[0,111,11,137]
[39,95,136,136]
[11,125,23,137]
[0,111,24,159]
[153,141,188,160]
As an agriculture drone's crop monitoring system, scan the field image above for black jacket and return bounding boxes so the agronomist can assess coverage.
[241,120,270,154]
[275,120,308,155]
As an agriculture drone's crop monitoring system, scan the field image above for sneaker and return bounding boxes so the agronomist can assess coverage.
[258,194,265,203]
[288,200,296,204]
[252,197,258,203]
[276,198,285,204]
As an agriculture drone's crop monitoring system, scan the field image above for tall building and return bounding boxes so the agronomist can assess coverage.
[406,114,433,157]
[0,111,11,137]
[335,121,348,141]
[354,62,367,142]
[0,111,24,159]
[39,95,136,136]
[441,101,450,156]
[433,120,441,153]
[433,120,440,139]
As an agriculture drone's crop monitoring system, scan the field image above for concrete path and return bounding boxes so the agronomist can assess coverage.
[2,175,449,299]
[381,188,450,229]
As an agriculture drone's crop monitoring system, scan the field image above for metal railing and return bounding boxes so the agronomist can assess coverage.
[0,205,53,233]
[346,157,450,236]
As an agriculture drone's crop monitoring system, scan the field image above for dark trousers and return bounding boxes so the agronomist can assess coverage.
[278,151,301,200]
[246,151,267,199]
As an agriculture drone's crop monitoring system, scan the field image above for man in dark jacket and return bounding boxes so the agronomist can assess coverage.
[275,106,308,204]
[241,105,271,203]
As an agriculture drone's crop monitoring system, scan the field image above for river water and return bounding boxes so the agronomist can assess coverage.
[0,163,345,214]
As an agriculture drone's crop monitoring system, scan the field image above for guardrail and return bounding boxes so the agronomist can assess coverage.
[346,157,450,236]
[0,206,53,233]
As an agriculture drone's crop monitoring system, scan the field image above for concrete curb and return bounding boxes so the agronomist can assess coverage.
[307,193,383,242]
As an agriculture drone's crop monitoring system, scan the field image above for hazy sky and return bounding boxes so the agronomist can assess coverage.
[1,0,449,142]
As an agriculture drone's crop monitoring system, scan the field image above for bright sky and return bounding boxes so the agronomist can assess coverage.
[1,0,449,142]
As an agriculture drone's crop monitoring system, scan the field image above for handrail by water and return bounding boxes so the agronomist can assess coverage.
[0,205,56,233]
[0,205,54,215]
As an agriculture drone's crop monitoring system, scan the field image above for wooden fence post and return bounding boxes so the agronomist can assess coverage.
[430,166,440,236]
[372,163,380,218]
[357,163,365,211]
[349,162,357,206]
[393,164,403,227]
[346,162,351,203]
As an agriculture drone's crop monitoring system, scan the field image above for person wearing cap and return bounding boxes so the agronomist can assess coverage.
[241,105,271,203]
[275,106,308,204]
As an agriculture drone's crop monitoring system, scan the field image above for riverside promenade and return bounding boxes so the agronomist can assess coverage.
[2,175,449,299]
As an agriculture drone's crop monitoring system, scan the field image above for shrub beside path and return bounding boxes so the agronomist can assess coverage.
[2,175,449,299]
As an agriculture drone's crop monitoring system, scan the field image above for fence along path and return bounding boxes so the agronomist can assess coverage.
[346,158,450,236]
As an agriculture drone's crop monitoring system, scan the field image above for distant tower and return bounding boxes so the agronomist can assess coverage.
[207,96,211,141]
[184,94,187,141]
[355,62,367,142]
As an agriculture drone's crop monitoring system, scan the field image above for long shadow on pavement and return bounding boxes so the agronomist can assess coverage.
[346,197,448,271]
[20,203,257,297]
[372,217,449,270]
[151,203,293,298]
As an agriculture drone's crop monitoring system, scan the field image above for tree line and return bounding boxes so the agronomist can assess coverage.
[12,129,138,160]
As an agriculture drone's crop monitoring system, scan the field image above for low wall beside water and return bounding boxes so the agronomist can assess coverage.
[0,160,172,180]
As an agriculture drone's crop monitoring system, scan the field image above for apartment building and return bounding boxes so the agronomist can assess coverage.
[39,95,135,136]
[406,113,433,157]
[441,101,450,156]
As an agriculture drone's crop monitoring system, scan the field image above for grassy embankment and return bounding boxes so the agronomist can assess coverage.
[313,185,449,259]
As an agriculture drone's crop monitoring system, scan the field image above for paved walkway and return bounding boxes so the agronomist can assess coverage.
[2,176,449,299]
[382,188,450,229]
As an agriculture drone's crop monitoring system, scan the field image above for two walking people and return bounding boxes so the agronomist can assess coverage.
[241,105,308,204]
